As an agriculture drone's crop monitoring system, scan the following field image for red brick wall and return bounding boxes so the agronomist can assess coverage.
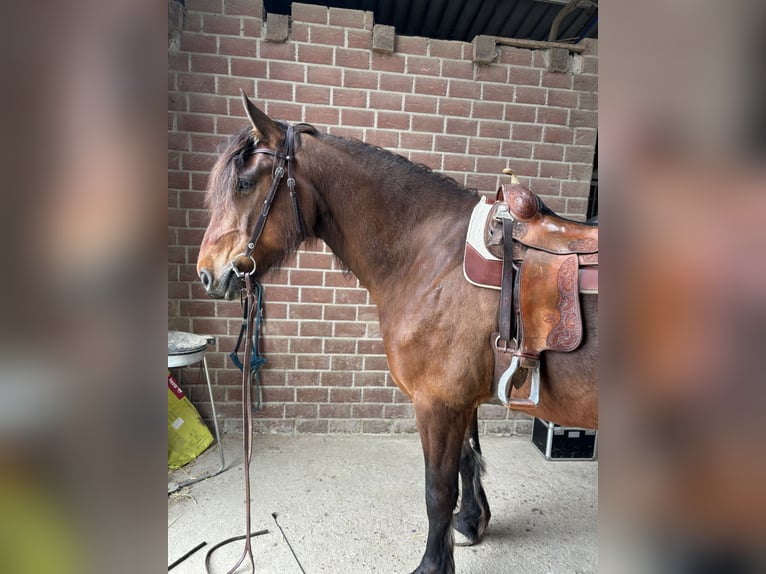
[168,0,598,435]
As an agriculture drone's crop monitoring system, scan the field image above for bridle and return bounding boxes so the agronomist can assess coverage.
[206,123,307,574]
[230,123,306,278]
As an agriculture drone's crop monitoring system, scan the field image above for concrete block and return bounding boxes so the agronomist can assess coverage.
[473,35,497,64]
[547,47,570,73]
[265,12,289,43]
[168,0,184,34]
[372,24,395,54]
[168,0,184,54]
[581,38,598,55]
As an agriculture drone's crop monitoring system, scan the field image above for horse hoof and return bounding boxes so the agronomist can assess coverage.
[453,528,475,547]
[453,515,486,547]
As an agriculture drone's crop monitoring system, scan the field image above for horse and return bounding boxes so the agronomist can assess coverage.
[196,93,598,574]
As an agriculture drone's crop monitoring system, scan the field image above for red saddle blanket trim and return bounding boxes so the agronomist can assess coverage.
[464,243,502,288]
[463,197,502,290]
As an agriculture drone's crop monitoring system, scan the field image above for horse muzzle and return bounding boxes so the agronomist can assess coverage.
[199,266,242,300]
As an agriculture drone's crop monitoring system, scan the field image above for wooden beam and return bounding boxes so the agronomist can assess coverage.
[494,36,587,53]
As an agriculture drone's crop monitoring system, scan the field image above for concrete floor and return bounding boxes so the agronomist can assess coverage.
[168,434,597,574]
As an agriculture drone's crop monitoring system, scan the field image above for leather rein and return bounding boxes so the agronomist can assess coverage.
[206,124,306,574]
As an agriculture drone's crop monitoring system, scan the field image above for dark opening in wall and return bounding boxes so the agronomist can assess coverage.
[587,139,597,219]
[263,0,598,44]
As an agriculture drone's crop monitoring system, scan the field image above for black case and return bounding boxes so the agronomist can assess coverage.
[531,417,598,460]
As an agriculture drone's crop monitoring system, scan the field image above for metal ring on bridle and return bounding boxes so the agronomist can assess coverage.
[230,254,257,278]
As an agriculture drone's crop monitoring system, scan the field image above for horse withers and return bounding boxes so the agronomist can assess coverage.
[196,94,597,574]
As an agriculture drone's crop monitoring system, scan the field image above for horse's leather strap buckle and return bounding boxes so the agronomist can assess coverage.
[493,203,513,221]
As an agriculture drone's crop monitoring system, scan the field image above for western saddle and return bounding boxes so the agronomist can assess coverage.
[487,170,598,409]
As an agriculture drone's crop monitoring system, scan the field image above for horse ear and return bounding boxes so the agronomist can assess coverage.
[240,89,281,142]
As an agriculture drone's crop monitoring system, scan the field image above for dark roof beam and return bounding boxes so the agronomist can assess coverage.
[517,4,552,40]
[451,0,484,42]
[503,1,540,39]
[421,0,448,39]
[466,0,500,43]
[405,0,431,37]
[359,0,377,13]
[485,0,523,39]
[377,0,394,26]
[557,10,592,43]
[437,0,471,41]
[576,12,598,42]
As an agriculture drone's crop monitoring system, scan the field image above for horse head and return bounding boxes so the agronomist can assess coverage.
[197,93,314,299]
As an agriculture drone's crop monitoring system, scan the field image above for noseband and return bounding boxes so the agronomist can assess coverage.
[231,123,306,277]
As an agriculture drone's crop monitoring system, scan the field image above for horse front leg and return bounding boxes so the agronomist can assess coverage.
[454,409,491,546]
[411,399,470,574]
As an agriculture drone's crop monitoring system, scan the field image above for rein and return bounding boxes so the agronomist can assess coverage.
[206,123,306,574]
[203,274,266,574]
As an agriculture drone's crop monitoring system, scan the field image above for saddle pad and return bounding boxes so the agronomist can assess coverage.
[463,197,599,294]
[464,197,502,290]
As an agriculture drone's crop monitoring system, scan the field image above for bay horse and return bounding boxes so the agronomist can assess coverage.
[196,94,598,574]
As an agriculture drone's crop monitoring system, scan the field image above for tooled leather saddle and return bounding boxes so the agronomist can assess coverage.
[464,173,598,408]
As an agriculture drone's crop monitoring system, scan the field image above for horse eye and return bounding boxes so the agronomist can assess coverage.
[236,178,252,192]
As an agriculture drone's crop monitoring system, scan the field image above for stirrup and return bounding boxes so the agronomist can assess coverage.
[497,355,540,407]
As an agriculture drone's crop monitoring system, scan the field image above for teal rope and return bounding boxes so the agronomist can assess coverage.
[230,281,266,412]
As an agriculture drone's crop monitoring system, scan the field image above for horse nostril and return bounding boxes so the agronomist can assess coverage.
[199,269,214,291]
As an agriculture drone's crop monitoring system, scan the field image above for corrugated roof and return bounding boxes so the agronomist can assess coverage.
[264,0,597,44]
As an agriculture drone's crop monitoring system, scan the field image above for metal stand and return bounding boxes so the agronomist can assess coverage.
[168,331,225,493]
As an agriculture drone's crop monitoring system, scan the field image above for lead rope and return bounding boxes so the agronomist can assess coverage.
[205,274,266,573]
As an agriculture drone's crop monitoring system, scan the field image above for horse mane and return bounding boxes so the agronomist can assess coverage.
[317,131,478,201]
[207,122,478,214]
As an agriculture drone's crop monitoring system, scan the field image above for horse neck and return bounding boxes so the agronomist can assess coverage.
[303,137,476,301]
